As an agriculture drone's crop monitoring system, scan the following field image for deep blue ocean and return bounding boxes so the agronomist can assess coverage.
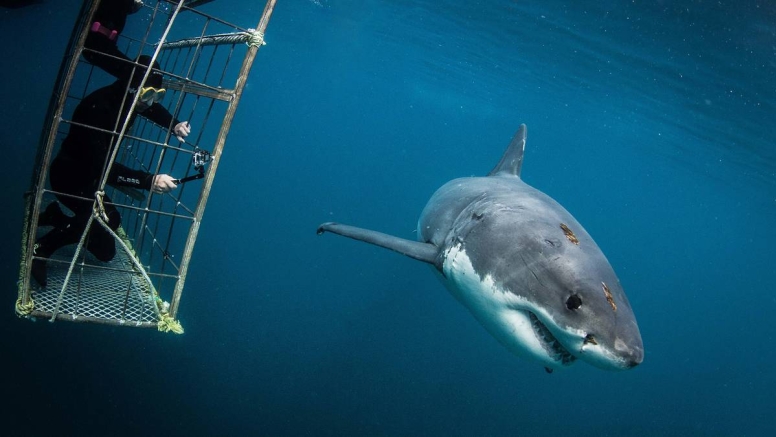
[2,1,775,436]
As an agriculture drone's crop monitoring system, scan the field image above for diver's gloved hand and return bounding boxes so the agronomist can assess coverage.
[152,174,178,194]
[132,0,144,14]
[174,121,191,142]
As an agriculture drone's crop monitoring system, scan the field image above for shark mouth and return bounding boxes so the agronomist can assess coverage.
[529,311,576,365]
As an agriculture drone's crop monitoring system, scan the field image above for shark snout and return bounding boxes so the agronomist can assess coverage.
[612,333,644,369]
[615,337,644,368]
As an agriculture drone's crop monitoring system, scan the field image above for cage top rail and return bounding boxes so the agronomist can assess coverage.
[160,30,265,51]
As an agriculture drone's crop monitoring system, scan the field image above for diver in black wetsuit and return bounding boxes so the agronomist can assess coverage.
[83,0,144,79]
[32,55,192,288]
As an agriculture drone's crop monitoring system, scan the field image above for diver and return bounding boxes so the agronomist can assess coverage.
[32,54,192,288]
[83,0,145,80]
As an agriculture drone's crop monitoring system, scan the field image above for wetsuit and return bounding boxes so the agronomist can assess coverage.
[41,80,179,264]
[84,0,142,79]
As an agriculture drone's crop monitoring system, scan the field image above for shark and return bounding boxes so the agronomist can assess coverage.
[317,124,644,371]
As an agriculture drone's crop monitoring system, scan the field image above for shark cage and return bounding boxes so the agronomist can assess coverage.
[15,0,277,332]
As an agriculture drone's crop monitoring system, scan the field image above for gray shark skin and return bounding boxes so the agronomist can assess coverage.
[317,124,643,371]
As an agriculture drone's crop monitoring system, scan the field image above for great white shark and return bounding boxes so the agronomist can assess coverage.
[317,124,643,372]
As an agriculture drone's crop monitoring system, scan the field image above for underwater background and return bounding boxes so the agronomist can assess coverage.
[1,0,775,436]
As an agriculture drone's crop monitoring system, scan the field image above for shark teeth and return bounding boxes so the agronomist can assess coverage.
[529,311,576,365]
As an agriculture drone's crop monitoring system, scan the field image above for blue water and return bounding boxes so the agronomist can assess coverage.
[2,1,775,435]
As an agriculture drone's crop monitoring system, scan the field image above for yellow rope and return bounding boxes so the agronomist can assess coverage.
[15,294,34,316]
[94,191,109,222]
[115,227,184,334]
[156,296,183,333]
[157,313,184,334]
[245,29,265,47]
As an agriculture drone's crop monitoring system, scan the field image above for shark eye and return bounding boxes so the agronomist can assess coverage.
[566,294,582,310]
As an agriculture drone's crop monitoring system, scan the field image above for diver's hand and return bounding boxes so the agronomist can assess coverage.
[152,174,178,194]
[174,121,191,142]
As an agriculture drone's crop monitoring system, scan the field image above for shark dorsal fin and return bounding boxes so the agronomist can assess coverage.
[488,124,527,177]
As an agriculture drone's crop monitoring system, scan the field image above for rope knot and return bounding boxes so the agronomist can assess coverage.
[94,190,109,222]
[15,295,35,316]
[245,28,265,47]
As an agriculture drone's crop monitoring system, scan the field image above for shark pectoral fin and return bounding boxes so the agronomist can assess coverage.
[317,222,439,266]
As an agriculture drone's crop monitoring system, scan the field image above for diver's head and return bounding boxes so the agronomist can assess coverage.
[128,55,166,109]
